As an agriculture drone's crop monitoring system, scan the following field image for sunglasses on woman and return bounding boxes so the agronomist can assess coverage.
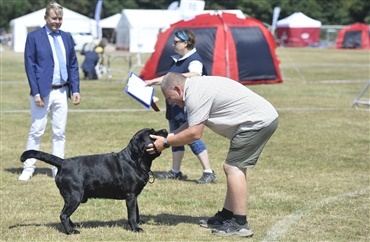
[173,40,184,45]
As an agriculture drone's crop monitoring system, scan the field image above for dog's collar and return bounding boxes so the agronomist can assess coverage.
[147,141,160,184]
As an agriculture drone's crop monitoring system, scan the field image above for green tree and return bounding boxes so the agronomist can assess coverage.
[237,0,274,23]
[277,0,321,20]
[347,0,370,23]
[0,0,32,28]
[1,0,369,31]
[318,1,349,25]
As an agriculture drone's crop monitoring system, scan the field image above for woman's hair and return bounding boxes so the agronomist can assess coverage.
[45,1,63,16]
[174,29,196,49]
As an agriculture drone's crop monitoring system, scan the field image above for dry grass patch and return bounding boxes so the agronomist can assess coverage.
[1,47,369,241]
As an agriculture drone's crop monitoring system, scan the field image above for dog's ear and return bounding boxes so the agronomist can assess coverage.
[128,129,148,154]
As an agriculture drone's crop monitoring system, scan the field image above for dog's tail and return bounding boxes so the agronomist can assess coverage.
[20,150,64,169]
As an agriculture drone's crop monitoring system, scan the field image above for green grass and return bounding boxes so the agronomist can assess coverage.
[1,46,369,241]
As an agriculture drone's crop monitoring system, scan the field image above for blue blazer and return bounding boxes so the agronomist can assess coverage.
[24,26,80,98]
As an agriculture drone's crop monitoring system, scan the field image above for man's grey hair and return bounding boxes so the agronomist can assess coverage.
[45,1,63,16]
[161,72,187,91]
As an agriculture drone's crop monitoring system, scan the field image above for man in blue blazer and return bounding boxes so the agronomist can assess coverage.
[19,1,81,181]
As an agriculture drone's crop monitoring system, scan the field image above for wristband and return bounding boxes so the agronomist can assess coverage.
[163,138,170,148]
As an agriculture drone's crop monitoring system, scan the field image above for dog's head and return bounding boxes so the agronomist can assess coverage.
[137,128,168,152]
[128,128,168,165]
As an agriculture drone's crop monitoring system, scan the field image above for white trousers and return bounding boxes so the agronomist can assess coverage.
[23,87,68,170]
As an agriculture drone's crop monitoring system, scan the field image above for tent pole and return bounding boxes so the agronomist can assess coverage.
[218,12,230,78]
[350,80,370,109]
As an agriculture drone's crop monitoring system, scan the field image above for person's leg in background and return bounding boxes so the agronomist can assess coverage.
[49,87,68,178]
[18,95,50,181]
[188,139,217,184]
[157,119,185,180]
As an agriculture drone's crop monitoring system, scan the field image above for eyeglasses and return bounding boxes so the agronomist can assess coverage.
[173,40,184,45]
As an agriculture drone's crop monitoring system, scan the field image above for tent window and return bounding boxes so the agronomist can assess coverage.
[230,27,277,82]
[191,28,217,75]
[342,30,362,48]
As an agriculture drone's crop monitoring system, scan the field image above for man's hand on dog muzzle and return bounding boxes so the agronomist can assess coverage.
[146,135,166,154]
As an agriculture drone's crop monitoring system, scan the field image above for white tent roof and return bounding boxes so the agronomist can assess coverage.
[100,13,121,29]
[118,9,181,29]
[9,7,96,52]
[277,12,321,28]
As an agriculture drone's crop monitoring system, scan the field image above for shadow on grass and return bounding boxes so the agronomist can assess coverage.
[6,168,199,182]
[6,168,206,233]
[152,170,197,183]
[5,167,55,178]
[8,213,205,234]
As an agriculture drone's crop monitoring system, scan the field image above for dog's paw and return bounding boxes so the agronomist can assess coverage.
[67,229,80,235]
[132,227,144,233]
[69,221,77,228]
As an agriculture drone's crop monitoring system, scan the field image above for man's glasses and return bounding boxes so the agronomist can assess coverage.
[173,40,184,45]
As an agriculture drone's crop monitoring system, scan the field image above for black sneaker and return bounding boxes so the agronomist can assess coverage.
[199,211,227,228]
[156,170,183,180]
[212,218,253,237]
[195,171,217,184]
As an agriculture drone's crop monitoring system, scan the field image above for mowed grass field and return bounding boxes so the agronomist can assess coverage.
[0,46,369,241]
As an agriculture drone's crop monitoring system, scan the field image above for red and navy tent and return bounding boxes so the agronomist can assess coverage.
[140,12,282,85]
[336,23,370,49]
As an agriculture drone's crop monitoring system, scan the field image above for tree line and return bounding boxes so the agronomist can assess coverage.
[1,0,369,30]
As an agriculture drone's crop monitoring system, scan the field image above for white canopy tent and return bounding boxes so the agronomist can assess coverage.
[115,8,244,53]
[100,13,121,29]
[277,12,321,28]
[99,13,121,43]
[10,7,97,52]
[276,12,322,47]
[116,9,181,53]
[115,0,207,52]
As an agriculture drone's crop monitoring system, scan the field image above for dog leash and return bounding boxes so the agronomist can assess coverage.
[147,142,159,184]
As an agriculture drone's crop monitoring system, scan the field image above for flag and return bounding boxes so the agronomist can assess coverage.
[94,0,103,39]
[271,7,281,36]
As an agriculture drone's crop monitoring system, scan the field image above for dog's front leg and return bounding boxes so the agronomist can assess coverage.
[126,193,143,232]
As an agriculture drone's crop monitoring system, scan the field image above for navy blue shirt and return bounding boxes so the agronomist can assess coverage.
[165,51,207,121]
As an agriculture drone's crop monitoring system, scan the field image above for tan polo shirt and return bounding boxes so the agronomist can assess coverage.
[184,76,279,140]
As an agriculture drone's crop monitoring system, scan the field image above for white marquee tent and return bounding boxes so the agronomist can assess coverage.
[276,12,321,28]
[99,13,121,43]
[115,0,208,53]
[10,7,97,52]
[276,12,322,47]
[115,8,244,53]
[100,13,121,29]
[115,9,181,53]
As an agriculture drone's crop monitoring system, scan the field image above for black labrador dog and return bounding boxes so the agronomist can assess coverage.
[20,128,168,235]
